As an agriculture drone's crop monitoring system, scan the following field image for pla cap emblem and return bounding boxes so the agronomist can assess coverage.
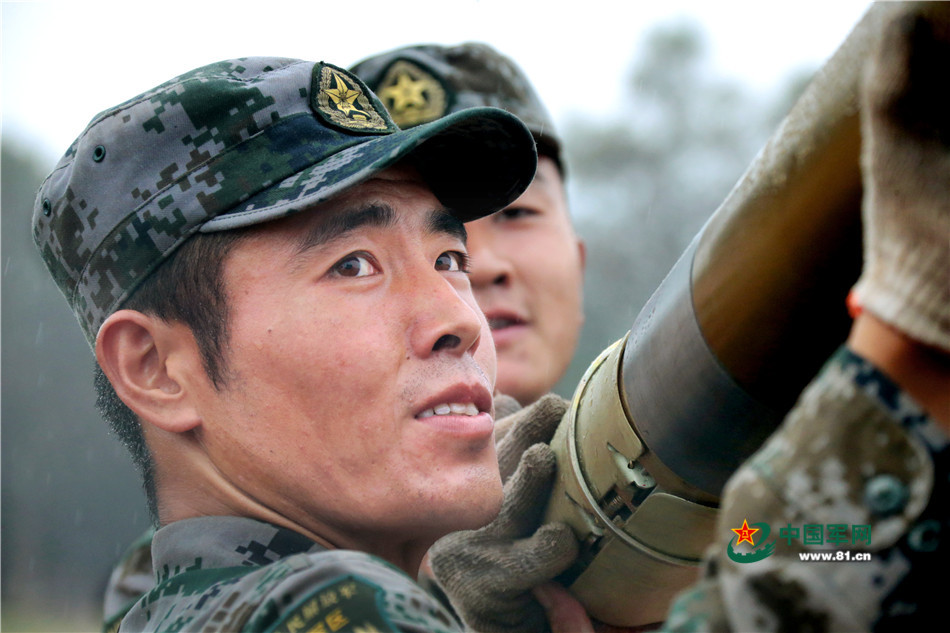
[311,62,395,133]
[375,60,448,128]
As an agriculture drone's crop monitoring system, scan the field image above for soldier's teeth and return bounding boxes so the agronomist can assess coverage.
[451,403,479,415]
[418,403,480,419]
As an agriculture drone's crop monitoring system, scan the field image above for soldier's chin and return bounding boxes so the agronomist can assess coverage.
[440,474,504,533]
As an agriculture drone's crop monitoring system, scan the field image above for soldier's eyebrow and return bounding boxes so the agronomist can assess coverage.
[427,208,467,245]
[293,203,398,256]
[291,204,467,257]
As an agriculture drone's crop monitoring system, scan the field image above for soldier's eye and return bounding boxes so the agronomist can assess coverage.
[435,251,470,273]
[497,207,537,221]
[331,252,379,278]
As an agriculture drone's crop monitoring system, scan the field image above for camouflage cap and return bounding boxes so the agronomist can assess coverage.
[32,57,536,346]
[350,42,562,170]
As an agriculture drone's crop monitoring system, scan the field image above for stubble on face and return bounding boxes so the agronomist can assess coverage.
[467,156,585,404]
[183,166,504,569]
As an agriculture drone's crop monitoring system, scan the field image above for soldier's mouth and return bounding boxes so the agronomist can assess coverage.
[488,315,526,330]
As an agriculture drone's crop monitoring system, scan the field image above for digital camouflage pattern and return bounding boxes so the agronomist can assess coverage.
[662,347,948,632]
[115,516,463,633]
[32,56,536,345]
[350,43,562,169]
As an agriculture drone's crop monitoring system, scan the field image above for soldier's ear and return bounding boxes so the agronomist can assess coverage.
[95,310,203,433]
[577,238,587,272]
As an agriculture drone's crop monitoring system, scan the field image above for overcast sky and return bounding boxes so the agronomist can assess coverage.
[3,0,872,166]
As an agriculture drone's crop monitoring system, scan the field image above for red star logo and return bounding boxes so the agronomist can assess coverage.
[732,519,759,546]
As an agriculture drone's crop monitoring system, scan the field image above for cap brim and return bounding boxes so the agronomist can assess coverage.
[201,106,536,232]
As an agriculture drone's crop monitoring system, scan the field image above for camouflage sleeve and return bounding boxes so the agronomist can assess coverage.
[661,346,946,632]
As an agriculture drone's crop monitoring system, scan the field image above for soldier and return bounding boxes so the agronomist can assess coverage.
[102,42,589,629]
[351,43,587,408]
[659,4,950,630]
[429,3,950,631]
[35,56,541,632]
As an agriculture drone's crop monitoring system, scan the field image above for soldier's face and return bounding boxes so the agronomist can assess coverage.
[467,156,585,405]
[193,165,502,557]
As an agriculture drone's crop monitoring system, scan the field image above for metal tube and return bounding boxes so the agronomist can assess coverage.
[542,3,893,626]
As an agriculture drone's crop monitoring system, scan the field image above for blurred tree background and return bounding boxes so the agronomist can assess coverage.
[553,20,808,396]
[2,20,810,632]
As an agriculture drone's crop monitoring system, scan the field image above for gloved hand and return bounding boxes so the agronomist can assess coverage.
[851,1,950,353]
[429,394,579,633]
[492,393,524,432]
[494,393,569,482]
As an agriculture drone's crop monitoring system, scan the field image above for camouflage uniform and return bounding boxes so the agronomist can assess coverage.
[115,517,461,633]
[662,347,948,632]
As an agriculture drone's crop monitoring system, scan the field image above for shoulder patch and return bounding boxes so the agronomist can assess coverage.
[374,60,448,128]
[311,62,395,134]
[266,575,398,633]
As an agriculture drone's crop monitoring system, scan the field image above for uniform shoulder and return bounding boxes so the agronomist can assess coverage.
[120,547,461,633]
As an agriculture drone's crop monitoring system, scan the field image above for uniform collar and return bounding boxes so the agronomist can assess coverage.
[151,516,326,581]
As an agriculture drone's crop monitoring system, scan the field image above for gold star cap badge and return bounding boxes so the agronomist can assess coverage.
[375,60,448,128]
[311,62,395,133]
